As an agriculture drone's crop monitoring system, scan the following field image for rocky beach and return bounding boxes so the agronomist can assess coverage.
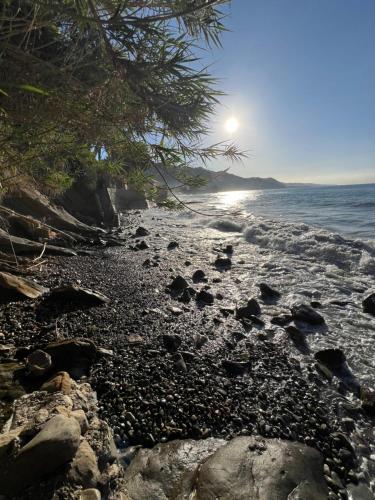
[0,206,374,499]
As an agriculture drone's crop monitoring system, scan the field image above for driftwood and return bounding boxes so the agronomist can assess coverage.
[0,228,77,257]
[0,271,48,299]
[3,186,105,237]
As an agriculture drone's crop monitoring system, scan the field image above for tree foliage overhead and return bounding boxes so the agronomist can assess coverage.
[0,0,242,193]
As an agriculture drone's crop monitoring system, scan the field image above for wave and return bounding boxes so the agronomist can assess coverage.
[209,216,375,275]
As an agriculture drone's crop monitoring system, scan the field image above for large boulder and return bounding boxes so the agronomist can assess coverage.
[0,415,81,496]
[123,436,327,500]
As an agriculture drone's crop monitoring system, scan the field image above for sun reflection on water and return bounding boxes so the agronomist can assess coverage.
[218,190,260,208]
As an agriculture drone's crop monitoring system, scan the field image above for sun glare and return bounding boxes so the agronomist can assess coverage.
[224,116,239,134]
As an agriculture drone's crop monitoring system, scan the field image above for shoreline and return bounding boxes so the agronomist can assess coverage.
[0,208,374,498]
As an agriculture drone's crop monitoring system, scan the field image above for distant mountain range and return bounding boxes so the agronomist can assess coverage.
[151,165,317,193]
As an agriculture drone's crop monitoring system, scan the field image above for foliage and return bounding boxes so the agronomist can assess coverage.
[0,0,243,195]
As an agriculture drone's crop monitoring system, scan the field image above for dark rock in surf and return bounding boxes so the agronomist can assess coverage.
[196,290,214,305]
[286,326,310,354]
[214,257,232,270]
[271,314,292,326]
[291,303,325,325]
[314,349,346,371]
[135,226,149,237]
[169,275,189,291]
[258,283,280,300]
[167,241,179,250]
[192,270,206,283]
[362,292,375,316]
[236,298,261,319]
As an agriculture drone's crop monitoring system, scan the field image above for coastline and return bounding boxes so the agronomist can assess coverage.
[0,208,374,498]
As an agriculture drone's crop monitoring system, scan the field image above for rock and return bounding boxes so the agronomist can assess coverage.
[291,303,325,325]
[47,285,110,305]
[221,360,250,377]
[167,241,179,250]
[192,269,206,282]
[0,271,48,300]
[71,409,89,434]
[214,257,231,269]
[194,334,208,349]
[26,349,52,377]
[286,325,310,354]
[123,438,225,499]
[271,314,292,326]
[362,291,375,316]
[78,489,101,500]
[44,338,97,377]
[0,415,81,496]
[162,334,181,352]
[135,226,149,237]
[314,349,346,371]
[169,306,183,316]
[360,386,375,415]
[223,244,233,255]
[0,426,24,463]
[196,289,214,305]
[126,334,144,345]
[0,362,26,405]
[41,371,72,394]
[169,275,188,291]
[173,354,187,373]
[136,240,149,250]
[258,282,280,299]
[123,436,327,500]
[180,351,196,363]
[68,439,100,488]
[236,298,261,319]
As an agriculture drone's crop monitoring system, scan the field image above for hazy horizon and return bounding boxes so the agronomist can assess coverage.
[203,0,375,185]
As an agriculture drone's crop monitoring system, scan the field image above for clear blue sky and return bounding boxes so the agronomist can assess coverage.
[205,0,375,184]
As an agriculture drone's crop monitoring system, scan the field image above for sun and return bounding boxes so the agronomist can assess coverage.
[224,116,239,134]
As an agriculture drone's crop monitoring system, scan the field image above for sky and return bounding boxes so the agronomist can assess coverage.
[204,0,375,184]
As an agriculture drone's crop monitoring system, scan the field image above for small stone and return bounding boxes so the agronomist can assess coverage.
[196,289,214,305]
[271,314,292,326]
[362,291,375,316]
[173,354,187,373]
[41,371,72,395]
[26,350,52,377]
[258,283,280,299]
[162,334,181,352]
[167,241,179,250]
[169,275,188,291]
[136,240,149,250]
[236,298,261,319]
[314,349,346,371]
[214,257,232,269]
[291,303,325,324]
[169,306,183,316]
[194,334,208,349]
[192,270,206,282]
[135,226,149,237]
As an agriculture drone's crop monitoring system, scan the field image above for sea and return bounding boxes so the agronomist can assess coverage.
[174,183,375,490]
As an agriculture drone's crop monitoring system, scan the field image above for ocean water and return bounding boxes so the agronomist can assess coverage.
[202,183,375,240]
[173,184,375,489]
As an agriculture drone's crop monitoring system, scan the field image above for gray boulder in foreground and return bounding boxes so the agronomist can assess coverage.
[124,436,328,500]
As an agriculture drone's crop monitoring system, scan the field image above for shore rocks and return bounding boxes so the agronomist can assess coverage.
[214,256,232,269]
[315,348,346,371]
[68,439,100,488]
[192,269,206,282]
[169,275,188,291]
[291,303,325,325]
[135,226,149,237]
[41,371,72,394]
[123,436,327,500]
[362,291,375,316]
[196,289,214,305]
[44,338,97,377]
[0,415,81,496]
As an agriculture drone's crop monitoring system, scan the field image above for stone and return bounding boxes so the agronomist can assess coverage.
[162,334,181,352]
[360,386,375,415]
[194,334,208,349]
[236,298,261,319]
[169,275,188,291]
[271,314,292,326]
[169,306,183,316]
[0,426,24,463]
[214,257,231,269]
[123,436,327,500]
[258,282,280,299]
[291,303,325,324]
[192,270,206,282]
[314,349,346,371]
[71,409,89,434]
[167,241,179,250]
[286,325,310,354]
[136,240,149,250]
[26,349,52,377]
[0,271,48,300]
[68,439,100,488]
[78,489,101,500]
[173,354,187,373]
[0,415,80,496]
[362,291,375,316]
[44,338,97,377]
[135,226,149,237]
[221,359,250,377]
[47,285,110,305]
[196,289,214,305]
[41,371,72,394]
